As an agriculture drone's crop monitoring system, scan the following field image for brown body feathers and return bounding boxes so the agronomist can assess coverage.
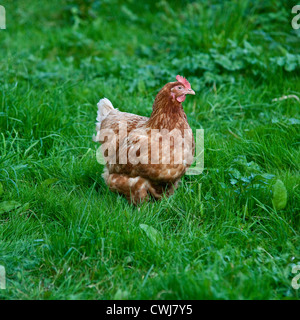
[93,76,195,204]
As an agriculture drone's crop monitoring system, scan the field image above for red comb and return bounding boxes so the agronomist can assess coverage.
[176,75,191,89]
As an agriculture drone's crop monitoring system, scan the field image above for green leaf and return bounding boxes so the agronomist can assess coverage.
[139,224,163,246]
[285,53,298,72]
[41,178,58,187]
[16,203,30,214]
[0,183,3,196]
[229,168,241,179]
[272,179,287,210]
[213,52,244,71]
[261,173,275,180]
[230,178,238,185]
[114,289,129,300]
[0,201,22,214]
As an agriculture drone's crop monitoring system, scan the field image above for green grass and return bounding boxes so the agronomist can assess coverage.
[0,0,299,299]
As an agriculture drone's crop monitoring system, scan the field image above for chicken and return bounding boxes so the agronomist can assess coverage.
[93,75,195,204]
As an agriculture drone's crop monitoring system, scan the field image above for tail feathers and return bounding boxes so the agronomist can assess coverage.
[96,98,114,124]
[93,98,115,142]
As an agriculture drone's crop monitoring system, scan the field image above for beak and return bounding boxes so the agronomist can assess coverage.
[185,88,195,95]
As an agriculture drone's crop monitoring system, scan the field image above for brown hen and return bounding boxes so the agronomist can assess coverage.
[93,75,195,204]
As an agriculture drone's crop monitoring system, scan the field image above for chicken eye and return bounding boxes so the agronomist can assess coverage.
[178,86,182,89]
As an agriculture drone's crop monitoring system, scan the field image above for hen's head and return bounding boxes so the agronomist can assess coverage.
[168,75,195,103]
[152,75,195,112]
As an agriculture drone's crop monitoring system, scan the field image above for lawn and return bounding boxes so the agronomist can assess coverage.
[0,0,299,299]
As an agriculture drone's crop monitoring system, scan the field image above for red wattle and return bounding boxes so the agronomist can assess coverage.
[176,95,186,102]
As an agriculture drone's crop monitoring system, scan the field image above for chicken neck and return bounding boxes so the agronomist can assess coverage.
[145,92,188,131]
